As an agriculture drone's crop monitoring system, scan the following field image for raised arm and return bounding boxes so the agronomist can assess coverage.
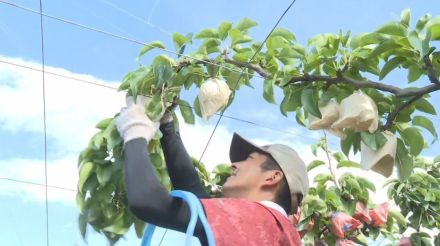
[160,121,210,198]
[124,138,208,245]
[115,96,208,245]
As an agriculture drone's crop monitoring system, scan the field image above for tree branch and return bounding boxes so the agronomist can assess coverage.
[175,56,440,99]
[423,55,440,85]
[283,72,440,97]
[381,93,425,130]
[223,57,269,78]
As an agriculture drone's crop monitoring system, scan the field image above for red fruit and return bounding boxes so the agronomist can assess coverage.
[330,212,363,238]
[370,202,389,227]
[353,202,372,224]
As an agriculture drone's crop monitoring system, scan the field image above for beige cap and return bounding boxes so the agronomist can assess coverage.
[229,133,309,213]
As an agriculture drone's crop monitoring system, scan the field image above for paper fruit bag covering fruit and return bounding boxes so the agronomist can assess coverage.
[308,101,340,130]
[198,78,232,121]
[360,131,397,177]
[332,91,379,133]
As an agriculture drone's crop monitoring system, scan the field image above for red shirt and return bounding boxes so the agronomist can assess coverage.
[201,198,302,246]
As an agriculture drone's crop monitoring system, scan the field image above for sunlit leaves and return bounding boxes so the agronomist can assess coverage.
[137,41,166,59]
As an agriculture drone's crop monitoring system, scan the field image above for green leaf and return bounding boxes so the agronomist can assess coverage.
[431,24,440,41]
[361,131,387,151]
[416,14,431,32]
[337,160,362,169]
[401,127,424,156]
[314,173,334,185]
[218,22,232,40]
[401,8,411,28]
[263,77,276,104]
[270,27,296,41]
[379,56,405,80]
[78,162,94,192]
[369,40,400,58]
[375,21,407,36]
[137,41,165,59]
[193,96,202,118]
[307,160,325,172]
[95,118,113,130]
[408,30,423,55]
[194,28,219,39]
[172,32,189,52]
[78,212,88,239]
[357,177,376,192]
[332,152,347,162]
[280,87,302,116]
[414,98,437,115]
[266,36,289,49]
[407,64,423,82]
[153,63,173,86]
[134,218,146,239]
[301,195,327,215]
[301,88,321,118]
[96,166,112,187]
[234,18,257,31]
[146,94,164,121]
[413,116,438,142]
[396,138,413,180]
[341,129,361,156]
[229,29,252,45]
[178,99,195,124]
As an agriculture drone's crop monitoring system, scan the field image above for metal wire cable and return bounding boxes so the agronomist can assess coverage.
[38,0,50,244]
[0,58,338,146]
[0,0,264,80]
[0,177,77,191]
[196,0,299,165]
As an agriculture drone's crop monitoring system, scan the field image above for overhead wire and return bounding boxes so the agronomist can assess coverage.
[0,0,264,80]
[38,0,50,245]
[196,0,299,165]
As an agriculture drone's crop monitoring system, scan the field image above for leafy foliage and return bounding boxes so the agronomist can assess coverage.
[77,9,440,244]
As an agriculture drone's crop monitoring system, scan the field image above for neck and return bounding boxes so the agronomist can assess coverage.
[224,188,276,203]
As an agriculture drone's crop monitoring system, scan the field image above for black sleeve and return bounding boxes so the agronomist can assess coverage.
[160,122,210,199]
[124,138,208,245]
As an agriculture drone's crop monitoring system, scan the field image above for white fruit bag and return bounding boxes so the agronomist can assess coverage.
[331,91,379,133]
[308,101,340,130]
[360,131,396,177]
[198,78,232,121]
[307,101,344,138]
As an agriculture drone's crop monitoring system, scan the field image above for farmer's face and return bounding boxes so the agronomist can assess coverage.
[222,152,268,197]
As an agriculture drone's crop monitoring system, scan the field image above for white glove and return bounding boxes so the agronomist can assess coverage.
[116,95,160,144]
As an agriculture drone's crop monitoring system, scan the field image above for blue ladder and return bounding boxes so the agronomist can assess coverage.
[140,190,216,246]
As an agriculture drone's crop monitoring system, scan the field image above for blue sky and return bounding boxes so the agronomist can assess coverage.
[1,0,440,245]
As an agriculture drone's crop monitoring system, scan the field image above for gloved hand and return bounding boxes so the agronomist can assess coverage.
[116,95,160,144]
[160,96,178,125]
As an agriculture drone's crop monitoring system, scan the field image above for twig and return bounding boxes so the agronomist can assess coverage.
[223,57,269,78]
[423,54,440,85]
[322,131,339,189]
[381,94,425,130]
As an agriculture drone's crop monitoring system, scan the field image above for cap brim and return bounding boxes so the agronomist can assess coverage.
[230,133,268,163]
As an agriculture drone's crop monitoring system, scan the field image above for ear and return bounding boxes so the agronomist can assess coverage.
[262,170,284,187]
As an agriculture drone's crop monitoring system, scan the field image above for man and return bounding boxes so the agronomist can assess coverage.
[116,96,309,245]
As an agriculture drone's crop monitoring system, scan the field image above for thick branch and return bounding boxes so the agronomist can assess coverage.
[283,73,440,97]
[175,57,440,98]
